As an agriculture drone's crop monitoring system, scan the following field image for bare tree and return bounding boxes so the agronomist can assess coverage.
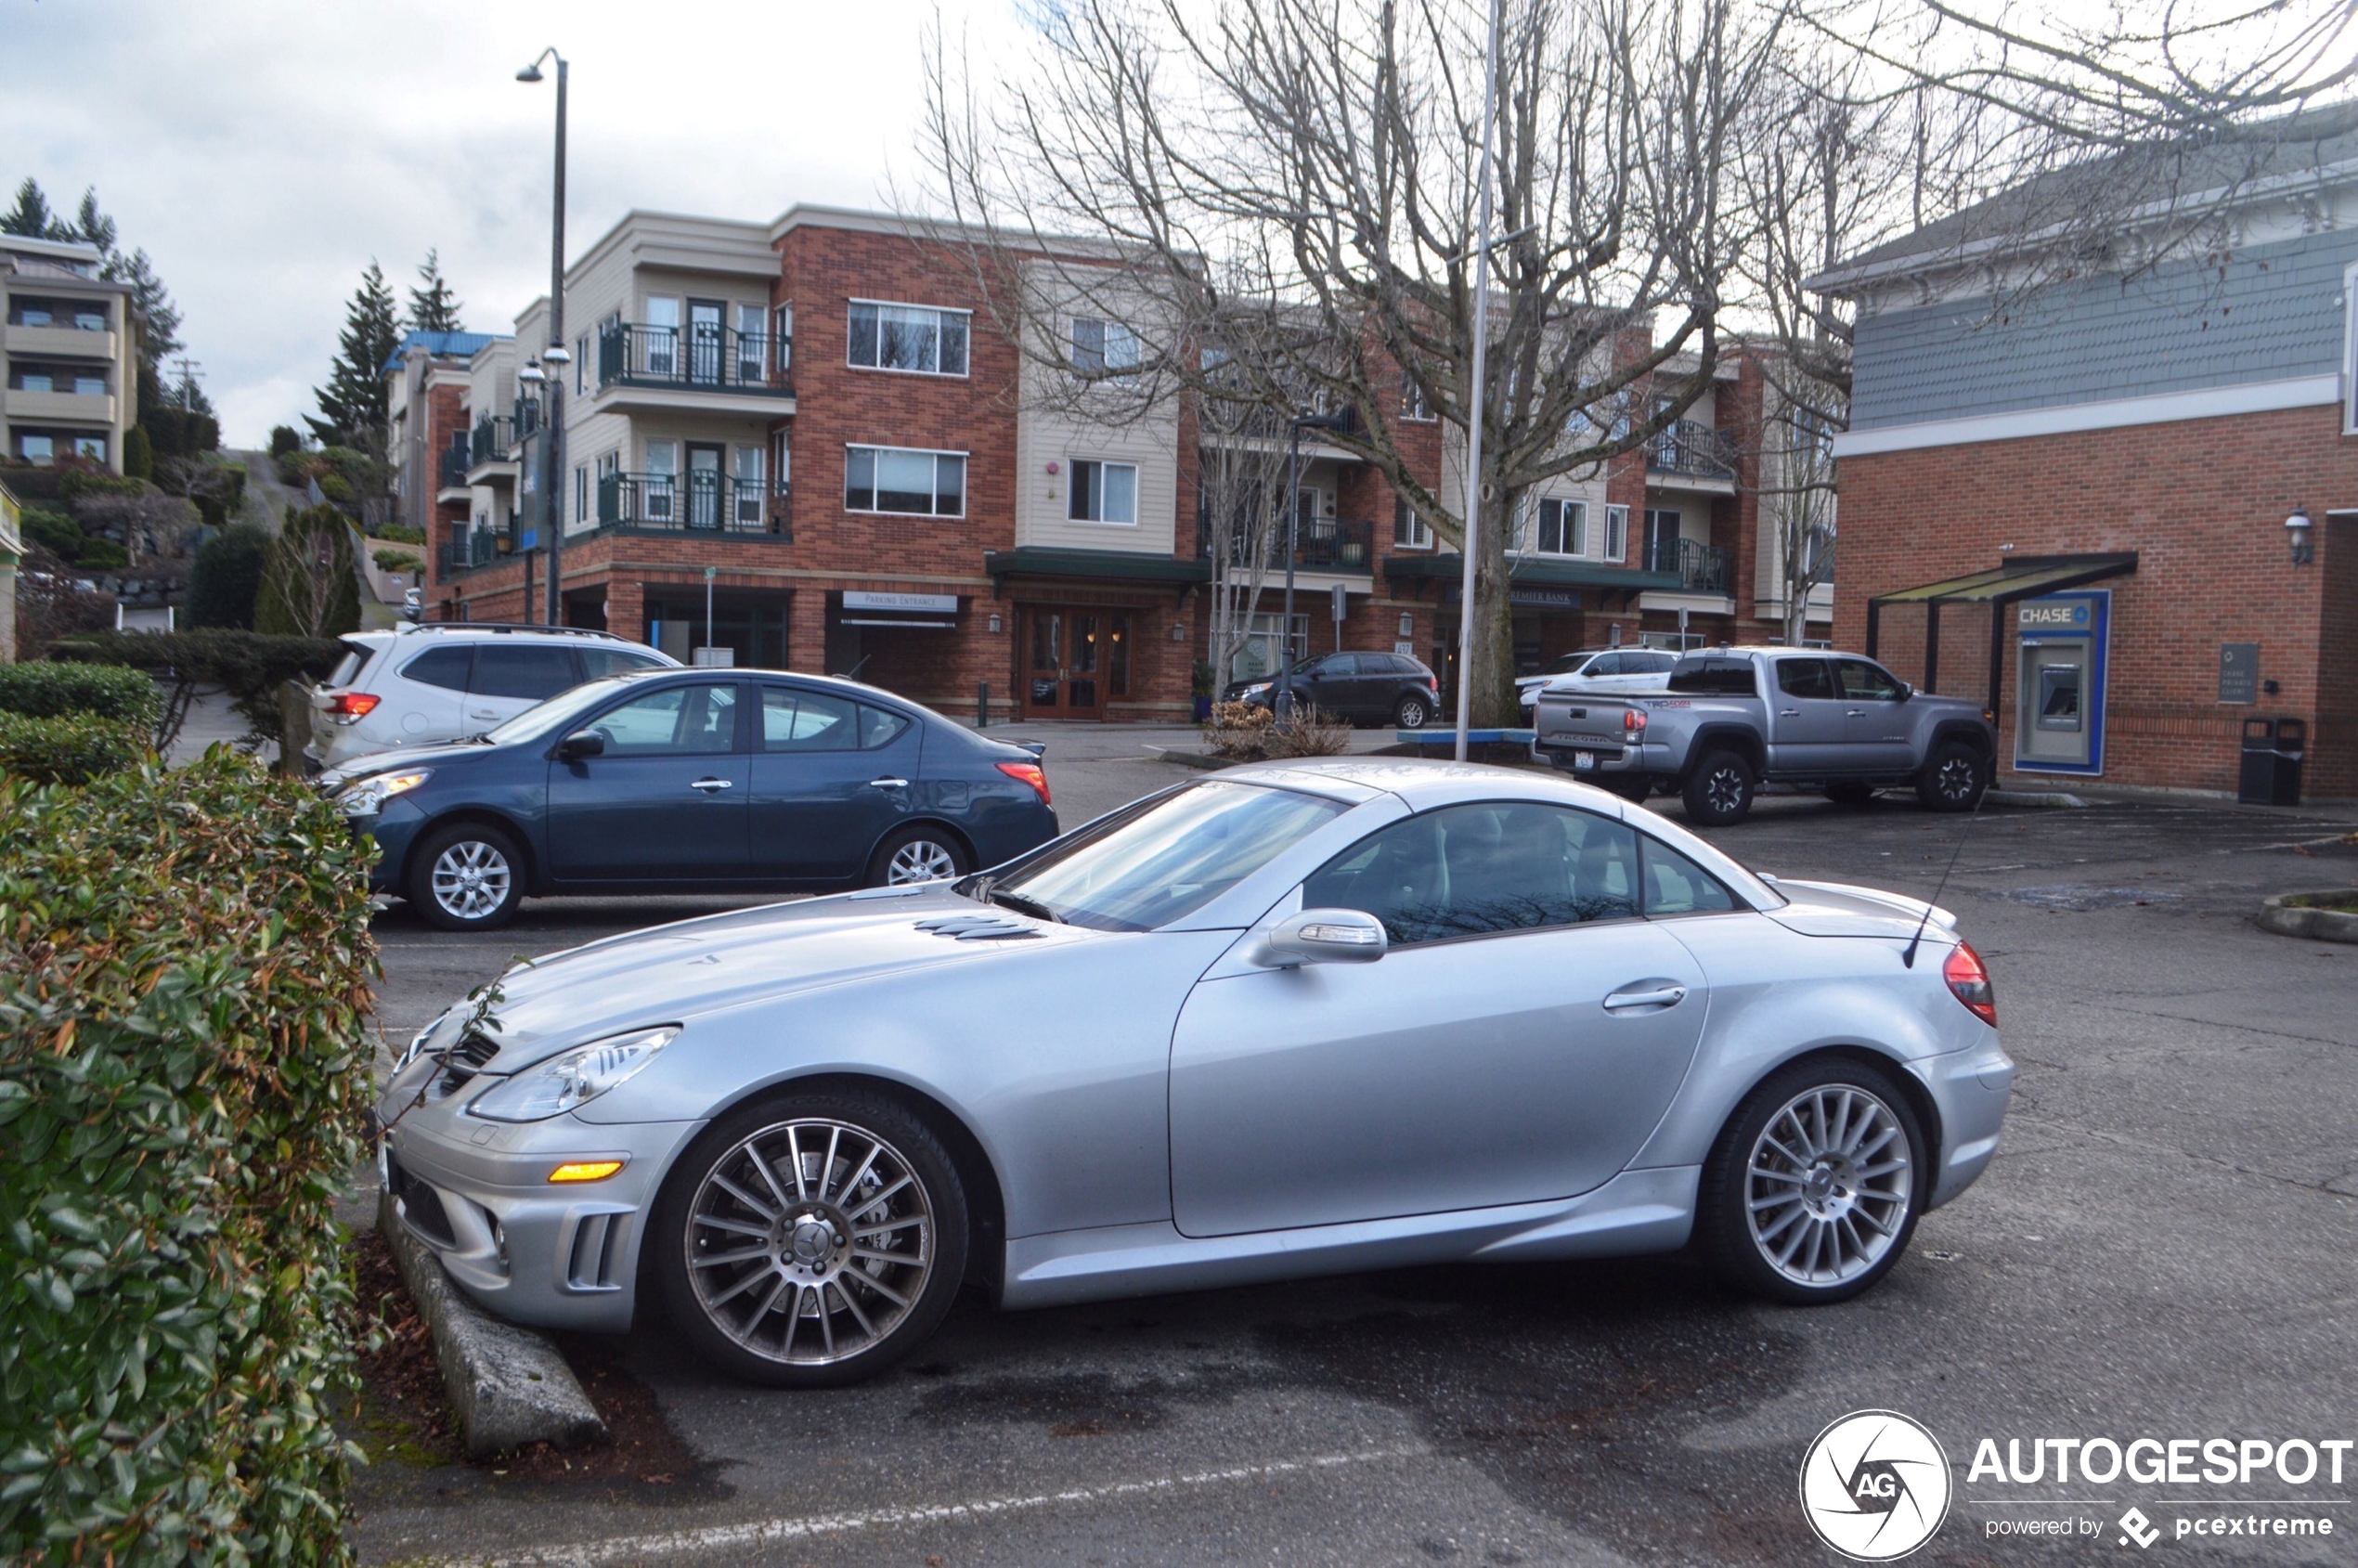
[922,0,1775,724]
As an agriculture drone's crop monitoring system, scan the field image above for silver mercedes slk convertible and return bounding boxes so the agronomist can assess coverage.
[377,758,2011,1387]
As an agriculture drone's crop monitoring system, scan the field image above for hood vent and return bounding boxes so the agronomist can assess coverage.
[914,914,1045,942]
[433,1030,502,1097]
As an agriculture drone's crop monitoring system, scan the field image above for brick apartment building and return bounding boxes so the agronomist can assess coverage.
[427,204,1826,720]
[386,329,505,544]
[1816,109,2358,797]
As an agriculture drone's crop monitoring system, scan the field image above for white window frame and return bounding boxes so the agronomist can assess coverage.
[734,444,767,526]
[573,463,587,526]
[2344,260,2358,435]
[843,444,968,518]
[772,302,794,375]
[1401,377,1435,421]
[1603,503,1628,564]
[575,333,588,395]
[846,298,972,378]
[1393,498,1433,550]
[1068,458,1140,525]
[1530,497,1587,556]
[1070,316,1142,381]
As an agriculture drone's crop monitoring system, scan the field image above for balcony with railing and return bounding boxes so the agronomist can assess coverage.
[1198,514,1373,575]
[470,412,515,468]
[1647,420,1739,484]
[437,434,470,492]
[595,324,792,399]
[1643,536,1735,594]
[437,525,507,577]
[596,471,790,536]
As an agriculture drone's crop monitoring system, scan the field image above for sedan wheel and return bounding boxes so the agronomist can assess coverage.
[1700,1058,1924,1303]
[407,823,523,931]
[657,1093,968,1386]
[870,825,971,888]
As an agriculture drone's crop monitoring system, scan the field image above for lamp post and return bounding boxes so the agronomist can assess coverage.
[519,47,567,626]
[1454,0,1506,762]
[1277,408,1356,718]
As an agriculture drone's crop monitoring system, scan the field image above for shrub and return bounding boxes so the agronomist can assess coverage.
[49,628,344,747]
[269,424,303,458]
[254,506,361,639]
[1263,703,1354,758]
[71,493,202,562]
[18,503,81,559]
[371,523,425,546]
[122,423,154,481]
[58,469,147,506]
[1202,698,1276,758]
[371,548,424,575]
[0,711,151,784]
[0,753,378,1563]
[0,660,163,730]
[11,544,115,661]
[315,470,356,508]
[187,524,271,629]
[71,537,127,571]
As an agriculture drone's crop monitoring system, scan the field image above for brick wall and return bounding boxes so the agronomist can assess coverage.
[1834,403,2358,796]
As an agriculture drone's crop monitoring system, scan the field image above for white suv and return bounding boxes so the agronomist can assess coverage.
[1514,647,1681,714]
[305,624,680,771]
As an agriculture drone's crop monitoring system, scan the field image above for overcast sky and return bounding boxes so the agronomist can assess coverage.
[2,0,1010,447]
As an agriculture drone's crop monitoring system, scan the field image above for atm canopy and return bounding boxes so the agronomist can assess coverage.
[1869,552,2138,606]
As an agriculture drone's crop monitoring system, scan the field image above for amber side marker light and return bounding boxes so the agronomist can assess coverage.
[548,1160,626,1184]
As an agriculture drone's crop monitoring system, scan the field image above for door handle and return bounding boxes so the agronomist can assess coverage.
[868,776,909,790]
[468,707,501,720]
[1846,708,1865,718]
[689,777,733,792]
[1602,983,1688,1012]
[1777,707,1800,717]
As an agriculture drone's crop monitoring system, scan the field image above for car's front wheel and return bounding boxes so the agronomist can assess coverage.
[869,824,971,887]
[407,821,525,931]
[1698,1056,1925,1304]
[1915,741,1989,811]
[654,1090,969,1387]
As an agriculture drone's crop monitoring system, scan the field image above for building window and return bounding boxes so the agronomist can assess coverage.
[773,303,794,375]
[771,429,791,493]
[574,334,587,395]
[12,429,107,465]
[735,304,766,384]
[2345,260,2358,434]
[1071,317,1141,378]
[845,445,965,517]
[1393,496,1433,549]
[595,309,620,386]
[1068,459,1138,524]
[735,445,766,526]
[8,364,108,395]
[573,464,587,526]
[1533,498,1586,555]
[1401,377,1434,421]
[1643,508,1683,572]
[643,297,680,378]
[6,297,107,330]
[1603,503,1627,563]
[847,300,970,376]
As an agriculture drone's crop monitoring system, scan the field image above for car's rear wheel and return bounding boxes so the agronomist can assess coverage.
[1915,741,1989,811]
[654,1090,968,1387]
[1824,781,1877,807]
[407,822,524,931]
[1699,1056,1925,1304]
[1679,749,1756,826]
[868,824,971,887]
[1394,693,1432,730]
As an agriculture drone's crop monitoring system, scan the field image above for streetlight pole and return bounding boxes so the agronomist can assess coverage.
[1278,408,1356,719]
[1454,0,1505,762]
[519,48,567,627]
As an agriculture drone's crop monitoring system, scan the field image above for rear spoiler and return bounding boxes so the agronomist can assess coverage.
[1012,740,1048,758]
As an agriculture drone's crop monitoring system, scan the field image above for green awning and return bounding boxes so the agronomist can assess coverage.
[983,548,1213,586]
[1870,552,2137,605]
[1382,552,1684,593]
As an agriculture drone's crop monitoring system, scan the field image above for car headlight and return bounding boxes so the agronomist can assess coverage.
[335,770,431,818]
[1238,682,1272,699]
[463,1027,680,1122]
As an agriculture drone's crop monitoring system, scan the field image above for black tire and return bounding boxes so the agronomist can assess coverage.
[1602,776,1652,804]
[1823,781,1877,808]
[1394,693,1432,730]
[867,823,972,888]
[1697,1056,1927,1305]
[654,1087,970,1388]
[1914,740,1989,812]
[405,821,525,931]
[1679,749,1756,827]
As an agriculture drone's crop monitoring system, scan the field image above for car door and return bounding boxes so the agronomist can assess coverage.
[1168,800,1707,1238]
[545,680,750,882]
[465,643,583,733]
[1770,656,1852,771]
[385,643,470,745]
[1606,651,1678,691]
[1833,657,1916,771]
[747,685,924,882]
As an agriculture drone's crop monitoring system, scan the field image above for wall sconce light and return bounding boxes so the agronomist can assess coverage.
[988,614,1003,634]
[1397,613,1414,638]
[2287,505,2314,564]
[1171,622,1187,641]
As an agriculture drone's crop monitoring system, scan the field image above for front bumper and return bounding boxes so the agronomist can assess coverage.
[379,1073,703,1333]
[346,797,426,894]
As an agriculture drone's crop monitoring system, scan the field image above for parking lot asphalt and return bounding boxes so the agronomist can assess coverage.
[350,740,2358,1567]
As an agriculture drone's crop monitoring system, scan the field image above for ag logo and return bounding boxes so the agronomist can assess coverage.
[1799,1410,1952,1561]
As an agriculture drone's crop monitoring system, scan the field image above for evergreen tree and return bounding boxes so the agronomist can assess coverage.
[71,188,116,253]
[1,176,70,240]
[408,249,465,333]
[255,505,361,638]
[307,261,400,451]
[188,524,271,629]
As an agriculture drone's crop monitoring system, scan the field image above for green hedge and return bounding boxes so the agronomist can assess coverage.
[0,714,152,784]
[49,631,345,746]
[0,662,164,732]
[0,753,379,1563]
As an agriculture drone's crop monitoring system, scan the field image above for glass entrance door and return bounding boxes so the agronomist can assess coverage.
[1022,608,1131,718]
[687,299,725,384]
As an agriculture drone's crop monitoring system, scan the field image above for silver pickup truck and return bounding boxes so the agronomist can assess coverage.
[1532,647,1998,826]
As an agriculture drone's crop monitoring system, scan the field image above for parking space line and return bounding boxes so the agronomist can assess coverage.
[432,1445,1432,1567]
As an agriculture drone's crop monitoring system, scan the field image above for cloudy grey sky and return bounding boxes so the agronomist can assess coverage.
[2,0,1007,447]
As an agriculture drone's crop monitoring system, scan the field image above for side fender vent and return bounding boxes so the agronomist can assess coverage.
[913,914,1045,941]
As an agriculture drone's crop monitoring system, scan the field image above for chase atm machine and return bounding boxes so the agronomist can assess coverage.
[2015,591,2108,774]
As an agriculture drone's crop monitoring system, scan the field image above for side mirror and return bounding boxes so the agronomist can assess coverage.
[1896,682,1914,702]
[1257,907,1387,967]
[557,730,606,761]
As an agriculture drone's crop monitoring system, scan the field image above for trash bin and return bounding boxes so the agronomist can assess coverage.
[2238,717,2306,806]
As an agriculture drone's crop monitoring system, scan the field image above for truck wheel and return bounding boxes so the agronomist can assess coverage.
[1914,742,1989,812]
[1680,751,1756,827]
[1824,781,1877,807]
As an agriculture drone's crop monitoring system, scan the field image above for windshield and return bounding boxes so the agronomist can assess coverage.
[978,780,1347,932]
[1543,653,1597,677]
[480,674,654,746]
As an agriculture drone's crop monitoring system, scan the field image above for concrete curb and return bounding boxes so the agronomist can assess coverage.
[1986,789,2090,810]
[376,1192,608,1458]
[2258,890,2358,943]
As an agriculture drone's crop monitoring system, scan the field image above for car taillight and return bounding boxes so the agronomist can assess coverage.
[1623,708,1647,732]
[329,693,382,720]
[1943,941,1996,1027]
[1427,677,1440,693]
[997,760,1051,807]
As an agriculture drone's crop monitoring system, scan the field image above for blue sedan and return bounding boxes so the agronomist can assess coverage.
[322,669,1060,930]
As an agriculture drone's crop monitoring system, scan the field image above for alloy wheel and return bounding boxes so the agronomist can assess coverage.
[1705,765,1747,813]
[1744,1085,1912,1288]
[1935,755,1979,803]
[887,838,959,884]
[1398,698,1429,730]
[683,1118,936,1367]
[430,839,512,923]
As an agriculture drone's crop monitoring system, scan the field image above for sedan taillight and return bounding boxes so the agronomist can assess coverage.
[1943,941,1996,1027]
[997,760,1051,807]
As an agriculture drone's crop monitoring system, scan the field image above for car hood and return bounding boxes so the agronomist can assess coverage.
[1762,877,1958,940]
[317,738,497,788]
[452,887,1087,1071]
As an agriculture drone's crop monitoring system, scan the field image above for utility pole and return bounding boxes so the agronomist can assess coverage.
[1454,0,1506,761]
[519,48,568,626]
